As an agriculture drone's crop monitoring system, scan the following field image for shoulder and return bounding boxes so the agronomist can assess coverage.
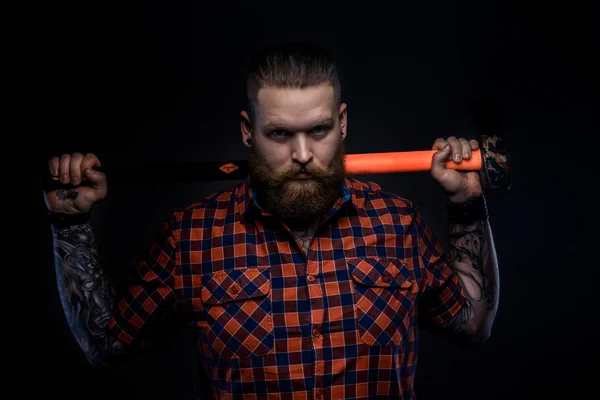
[165,180,243,228]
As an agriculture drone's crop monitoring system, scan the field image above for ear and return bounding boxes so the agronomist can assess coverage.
[240,111,253,147]
[339,103,348,138]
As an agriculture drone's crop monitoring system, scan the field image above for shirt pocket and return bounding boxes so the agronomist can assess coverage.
[347,257,418,347]
[200,266,274,359]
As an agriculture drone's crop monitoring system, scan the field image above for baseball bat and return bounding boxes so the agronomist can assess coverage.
[41,148,483,191]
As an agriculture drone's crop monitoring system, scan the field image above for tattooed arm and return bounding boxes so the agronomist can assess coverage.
[423,136,501,344]
[52,221,130,367]
[441,218,499,343]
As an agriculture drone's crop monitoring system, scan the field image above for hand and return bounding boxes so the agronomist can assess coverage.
[431,136,483,203]
[44,153,108,214]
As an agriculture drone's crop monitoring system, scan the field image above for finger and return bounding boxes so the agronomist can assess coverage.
[83,168,108,198]
[48,156,59,177]
[81,154,107,193]
[446,136,462,163]
[83,166,107,186]
[69,153,84,186]
[432,137,448,150]
[80,153,101,181]
[459,138,471,159]
[470,139,479,150]
[59,154,71,184]
[431,143,452,176]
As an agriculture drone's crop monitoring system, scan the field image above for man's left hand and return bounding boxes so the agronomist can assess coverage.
[431,136,483,203]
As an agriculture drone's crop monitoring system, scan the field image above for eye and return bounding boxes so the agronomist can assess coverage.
[269,130,289,138]
[83,280,95,290]
[310,125,330,135]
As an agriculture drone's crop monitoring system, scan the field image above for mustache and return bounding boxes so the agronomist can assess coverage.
[274,162,332,183]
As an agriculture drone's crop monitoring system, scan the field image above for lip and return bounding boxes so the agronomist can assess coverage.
[293,173,311,179]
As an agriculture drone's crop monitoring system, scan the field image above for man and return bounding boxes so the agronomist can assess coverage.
[44,41,499,399]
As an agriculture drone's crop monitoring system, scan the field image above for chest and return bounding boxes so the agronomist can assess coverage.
[291,224,318,257]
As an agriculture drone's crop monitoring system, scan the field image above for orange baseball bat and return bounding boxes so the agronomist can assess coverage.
[42,148,485,190]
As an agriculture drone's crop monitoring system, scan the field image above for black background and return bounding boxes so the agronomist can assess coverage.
[10,0,599,398]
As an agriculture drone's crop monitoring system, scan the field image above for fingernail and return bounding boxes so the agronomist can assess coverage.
[86,168,95,175]
[72,177,79,185]
[443,144,450,150]
[61,174,68,183]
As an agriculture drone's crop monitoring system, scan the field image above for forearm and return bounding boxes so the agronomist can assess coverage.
[445,218,499,342]
[52,222,126,366]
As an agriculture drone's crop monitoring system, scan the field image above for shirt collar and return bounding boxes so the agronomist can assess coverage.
[238,175,361,224]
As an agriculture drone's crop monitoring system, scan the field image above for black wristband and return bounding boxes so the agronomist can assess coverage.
[446,195,488,224]
[47,211,91,229]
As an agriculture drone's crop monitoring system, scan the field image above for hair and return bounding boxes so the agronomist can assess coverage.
[246,41,342,123]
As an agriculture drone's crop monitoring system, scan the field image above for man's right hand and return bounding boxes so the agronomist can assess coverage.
[44,153,108,214]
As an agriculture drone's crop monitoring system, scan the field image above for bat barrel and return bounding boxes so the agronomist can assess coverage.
[344,150,483,175]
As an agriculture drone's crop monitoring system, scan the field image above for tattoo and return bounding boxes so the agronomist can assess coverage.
[56,189,79,201]
[443,298,471,338]
[443,219,499,342]
[291,219,319,256]
[450,221,486,300]
[296,235,312,255]
[53,222,126,365]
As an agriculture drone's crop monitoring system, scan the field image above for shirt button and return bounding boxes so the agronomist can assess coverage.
[307,275,316,283]
[382,273,391,283]
[312,328,321,338]
[316,389,324,399]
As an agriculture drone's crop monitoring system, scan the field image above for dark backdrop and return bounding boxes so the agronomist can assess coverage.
[12,0,598,399]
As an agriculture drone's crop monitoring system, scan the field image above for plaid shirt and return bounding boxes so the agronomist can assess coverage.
[108,176,467,400]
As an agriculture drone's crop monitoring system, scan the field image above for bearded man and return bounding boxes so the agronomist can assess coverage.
[44,41,500,400]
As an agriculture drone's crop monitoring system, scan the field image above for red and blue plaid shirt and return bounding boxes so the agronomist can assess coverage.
[108,176,467,399]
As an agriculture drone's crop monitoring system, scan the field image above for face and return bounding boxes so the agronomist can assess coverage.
[241,83,348,227]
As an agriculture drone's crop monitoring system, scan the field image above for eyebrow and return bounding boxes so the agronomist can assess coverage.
[263,118,334,132]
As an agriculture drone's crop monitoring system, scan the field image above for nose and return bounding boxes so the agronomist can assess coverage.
[291,134,313,165]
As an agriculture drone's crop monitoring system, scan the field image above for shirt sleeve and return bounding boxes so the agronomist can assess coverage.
[412,206,467,328]
[107,213,181,353]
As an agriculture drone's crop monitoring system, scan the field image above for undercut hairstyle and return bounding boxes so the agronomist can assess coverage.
[245,41,342,123]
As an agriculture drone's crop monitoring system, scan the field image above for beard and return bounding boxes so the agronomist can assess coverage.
[248,143,346,228]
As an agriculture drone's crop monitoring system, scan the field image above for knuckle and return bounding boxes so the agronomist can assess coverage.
[434,138,447,148]
[83,152,99,164]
